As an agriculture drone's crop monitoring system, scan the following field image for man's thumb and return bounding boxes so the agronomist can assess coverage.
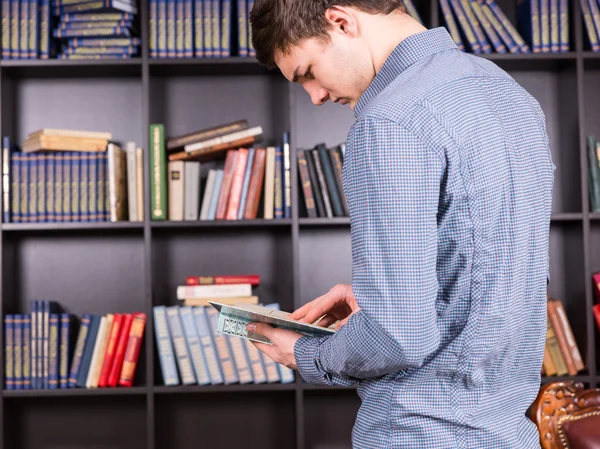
[246,322,273,337]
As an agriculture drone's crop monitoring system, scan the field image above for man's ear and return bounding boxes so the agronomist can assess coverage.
[324,6,359,37]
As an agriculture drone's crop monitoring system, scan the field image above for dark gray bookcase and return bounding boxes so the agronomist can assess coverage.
[0,0,597,446]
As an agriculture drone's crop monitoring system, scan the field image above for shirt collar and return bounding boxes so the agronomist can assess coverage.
[353,27,458,117]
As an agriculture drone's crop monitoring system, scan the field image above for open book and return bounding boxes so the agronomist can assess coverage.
[208,302,336,345]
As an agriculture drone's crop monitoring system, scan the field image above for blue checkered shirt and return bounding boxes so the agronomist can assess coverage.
[294,27,555,448]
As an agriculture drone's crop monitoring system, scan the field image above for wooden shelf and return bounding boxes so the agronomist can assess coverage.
[3,386,148,397]
[153,383,297,394]
[1,221,144,232]
[151,218,292,229]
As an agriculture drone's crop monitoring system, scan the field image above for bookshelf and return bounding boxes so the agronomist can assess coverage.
[0,0,598,446]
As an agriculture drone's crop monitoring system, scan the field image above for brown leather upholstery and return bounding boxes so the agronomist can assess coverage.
[530,381,600,449]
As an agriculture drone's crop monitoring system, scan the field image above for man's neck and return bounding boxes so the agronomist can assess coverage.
[359,13,428,74]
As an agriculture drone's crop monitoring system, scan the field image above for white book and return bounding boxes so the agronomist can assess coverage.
[183,126,263,153]
[177,283,252,300]
[126,142,137,221]
[168,160,185,220]
[184,161,200,220]
[85,316,107,388]
[199,169,217,220]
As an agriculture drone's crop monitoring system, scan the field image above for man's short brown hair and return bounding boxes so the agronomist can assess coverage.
[249,0,407,68]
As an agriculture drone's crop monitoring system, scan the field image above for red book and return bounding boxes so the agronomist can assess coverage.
[594,304,600,331]
[97,313,123,388]
[107,313,133,387]
[118,313,146,387]
[215,149,239,220]
[185,275,260,286]
[244,148,266,219]
[226,148,249,220]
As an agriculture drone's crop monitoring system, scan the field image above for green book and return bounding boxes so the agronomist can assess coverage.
[150,124,167,220]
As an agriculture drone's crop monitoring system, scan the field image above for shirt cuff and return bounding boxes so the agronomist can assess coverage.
[294,335,358,387]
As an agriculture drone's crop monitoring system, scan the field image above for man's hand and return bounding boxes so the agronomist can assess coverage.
[288,284,360,330]
[246,323,303,370]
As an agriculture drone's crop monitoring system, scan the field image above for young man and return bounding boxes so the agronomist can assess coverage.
[245,1,556,448]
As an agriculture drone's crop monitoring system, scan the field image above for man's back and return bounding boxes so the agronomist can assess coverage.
[342,27,555,448]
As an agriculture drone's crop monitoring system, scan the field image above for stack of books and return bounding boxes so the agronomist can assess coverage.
[582,0,600,51]
[542,295,585,377]
[2,129,144,223]
[4,301,146,389]
[297,143,348,219]
[149,120,292,221]
[439,0,569,53]
[53,0,140,59]
[154,273,295,386]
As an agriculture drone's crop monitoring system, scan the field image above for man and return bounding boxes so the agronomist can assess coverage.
[246,1,556,448]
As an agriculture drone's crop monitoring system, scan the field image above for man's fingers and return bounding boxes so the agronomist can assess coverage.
[316,313,338,328]
[251,340,278,360]
[288,297,322,321]
[247,322,275,339]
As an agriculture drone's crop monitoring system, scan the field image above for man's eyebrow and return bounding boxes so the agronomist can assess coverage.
[292,66,300,83]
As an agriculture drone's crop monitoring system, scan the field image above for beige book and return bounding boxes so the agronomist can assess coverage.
[182,295,259,307]
[168,160,185,220]
[263,146,276,219]
[85,316,106,388]
[107,143,128,221]
[26,128,112,140]
[136,147,144,221]
[22,136,109,153]
[88,314,114,388]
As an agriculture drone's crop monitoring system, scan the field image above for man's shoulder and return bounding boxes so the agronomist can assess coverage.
[356,49,518,126]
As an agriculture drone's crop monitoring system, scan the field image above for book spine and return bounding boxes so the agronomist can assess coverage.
[167,0,175,57]
[76,314,101,387]
[22,314,31,389]
[5,314,14,389]
[225,148,248,220]
[46,153,54,222]
[440,0,464,50]
[193,0,203,56]
[62,152,71,222]
[203,0,211,57]
[10,0,18,59]
[19,154,28,222]
[246,0,254,56]
[274,146,283,218]
[2,0,10,58]
[158,0,166,57]
[98,313,122,387]
[150,124,167,220]
[88,152,97,221]
[59,313,70,388]
[297,150,317,218]
[14,314,22,389]
[30,301,37,388]
[79,153,88,221]
[179,306,211,385]
[107,313,133,387]
[210,0,218,56]
[311,149,333,217]
[175,0,183,57]
[118,313,146,387]
[193,306,224,384]
[48,313,59,389]
[19,0,28,59]
[166,306,197,385]
[149,0,157,57]
[28,154,37,222]
[547,300,576,375]
[237,148,254,219]
[550,0,559,51]
[244,339,266,383]
[27,0,36,58]
[55,152,64,222]
[68,314,91,387]
[183,0,192,57]
[448,0,480,52]
[470,0,505,52]
[10,152,19,222]
[37,153,45,222]
[220,0,230,56]
[39,0,50,57]
[226,335,253,384]
[460,0,491,53]
[152,307,179,386]
[206,307,238,384]
[480,2,519,53]
[243,147,266,219]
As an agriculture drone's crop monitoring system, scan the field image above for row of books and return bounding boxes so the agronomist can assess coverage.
[298,143,348,219]
[150,120,292,221]
[2,129,145,223]
[586,135,600,212]
[149,0,254,58]
[1,0,139,60]
[582,0,600,51]
[542,295,585,376]
[154,302,294,386]
[4,301,146,389]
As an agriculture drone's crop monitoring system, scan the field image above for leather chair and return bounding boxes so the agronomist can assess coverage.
[529,380,600,449]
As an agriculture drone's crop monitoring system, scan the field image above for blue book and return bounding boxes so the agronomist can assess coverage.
[10,149,19,222]
[517,0,541,53]
[179,306,211,385]
[175,0,184,57]
[88,153,97,222]
[166,305,197,385]
[220,0,231,56]
[183,0,193,57]
[55,152,64,222]
[2,0,10,58]
[19,0,28,59]
[150,0,157,57]
[236,0,246,56]
[35,299,43,388]
[67,314,92,387]
[207,169,223,220]
[22,314,31,389]
[76,314,101,387]
[5,314,14,389]
[27,0,37,58]
[167,0,175,56]
[192,306,223,385]
[48,313,59,389]
[193,0,203,56]
[558,0,569,51]
[19,153,28,222]
[469,0,504,52]
[3,136,12,223]
[37,154,45,222]
[10,0,19,58]
[206,306,238,384]
[237,147,254,219]
[28,154,37,222]
[13,314,22,389]
[283,132,291,218]
[158,0,167,57]
[59,313,73,388]
[43,300,60,388]
[246,0,254,56]
[274,146,283,218]
[153,306,180,386]
[203,0,211,56]
[210,0,219,56]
